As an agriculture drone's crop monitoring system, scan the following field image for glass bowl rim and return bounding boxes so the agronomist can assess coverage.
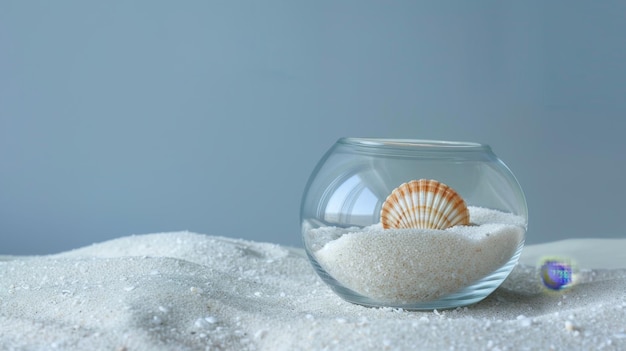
[339,137,489,150]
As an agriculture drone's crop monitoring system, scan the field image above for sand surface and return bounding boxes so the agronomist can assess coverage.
[1,232,625,350]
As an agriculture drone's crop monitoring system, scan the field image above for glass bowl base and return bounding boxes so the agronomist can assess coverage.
[307,241,524,311]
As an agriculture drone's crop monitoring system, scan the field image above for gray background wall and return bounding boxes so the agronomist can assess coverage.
[1,1,625,254]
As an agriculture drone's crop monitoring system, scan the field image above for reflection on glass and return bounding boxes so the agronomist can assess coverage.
[324,174,379,226]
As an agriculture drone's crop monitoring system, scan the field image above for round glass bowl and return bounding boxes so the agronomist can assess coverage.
[301,138,528,310]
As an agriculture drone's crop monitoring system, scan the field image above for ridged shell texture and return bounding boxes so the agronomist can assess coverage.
[380,179,470,230]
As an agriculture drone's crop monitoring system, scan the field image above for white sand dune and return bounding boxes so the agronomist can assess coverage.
[519,238,626,270]
[1,232,625,350]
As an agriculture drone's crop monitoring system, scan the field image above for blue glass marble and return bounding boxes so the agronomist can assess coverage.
[541,260,572,290]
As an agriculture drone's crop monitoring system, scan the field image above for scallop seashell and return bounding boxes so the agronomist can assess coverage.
[380,179,470,230]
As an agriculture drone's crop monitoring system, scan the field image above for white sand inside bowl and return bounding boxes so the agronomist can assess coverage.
[311,207,526,302]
